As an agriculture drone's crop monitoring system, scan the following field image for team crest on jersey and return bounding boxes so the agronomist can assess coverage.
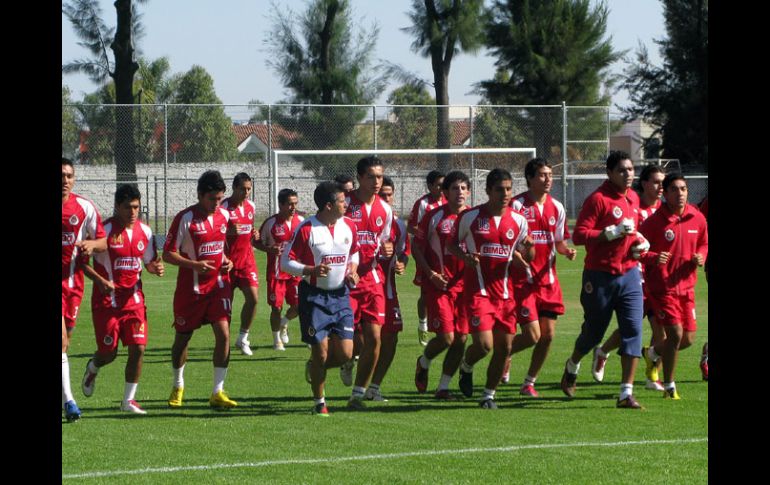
[69,214,79,225]
[248,212,253,220]
[612,206,623,219]
[269,293,276,302]
[584,281,594,294]
[137,240,145,252]
[476,218,490,233]
[440,219,454,233]
[307,326,316,337]
[175,316,186,326]
[376,216,383,227]
[432,318,441,329]
[664,229,675,242]
[506,228,515,240]
[220,224,227,234]
[471,316,481,327]
[549,216,556,226]
[520,307,530,318]
[103,335,114,346]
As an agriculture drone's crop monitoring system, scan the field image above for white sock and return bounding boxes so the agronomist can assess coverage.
[239,330,249,340]
[280,316,289,328]
[173,364,185,388]
[62,353,74,403]
[647,346,661,362]
[272,331,281,344]
[664,381,676,392]
[619,383,633,400]
[368,383,380,391]
[352,386,366,398]
[418,318,428,331]
[566,358,580,374]
[419,354,432,370]
[482,388,496,400]
[524,375,537,385]
[438,373,452,391]
[314,397,325,405]
[124,382,138,402]
[213,367,228,394]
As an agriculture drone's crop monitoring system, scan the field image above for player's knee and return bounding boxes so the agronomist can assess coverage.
[440,332,454,347]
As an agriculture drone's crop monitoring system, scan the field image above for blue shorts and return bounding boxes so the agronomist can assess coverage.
[575,268,643,358]
[298,281,355,345]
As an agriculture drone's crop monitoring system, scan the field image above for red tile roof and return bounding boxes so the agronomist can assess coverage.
[231,124,300,149]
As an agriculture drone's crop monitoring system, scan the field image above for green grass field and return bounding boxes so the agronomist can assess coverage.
[62,248,708,483]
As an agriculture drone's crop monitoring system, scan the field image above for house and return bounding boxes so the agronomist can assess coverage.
[610,119,661,161]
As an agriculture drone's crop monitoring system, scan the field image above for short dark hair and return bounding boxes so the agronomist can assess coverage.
[115,184,141,206]
[606,151,632,171]
[314,181,343,210]
[356,156,383,176]
[426,170,445,186]
[278,188,298,205]
[197,170,226,195]
[442,170,470,190]
[62,157,74,168]
[634,164,665,192]
[524,158,551,187]
[662,172,686,191]
[232,172,252,189]
[486,168,512,190]
[382,176,394,190]
[334,174,354,185]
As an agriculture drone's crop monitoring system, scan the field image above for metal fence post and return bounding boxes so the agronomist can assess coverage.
[268,104,273,215]
[163,103,169,234]
[562,101,569,218]
[372,105,377,150]
[469,105,476,206]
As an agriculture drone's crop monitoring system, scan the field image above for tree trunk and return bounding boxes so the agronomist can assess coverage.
[112,0,139,188]
[433,67,451,172]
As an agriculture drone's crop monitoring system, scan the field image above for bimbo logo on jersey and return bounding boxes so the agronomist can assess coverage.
[114,257,142,271]
[531,230,553,244]
[62,232,75,246]
[237,224,252,235]
[357,230,377,246]
[480,243,510,258]
[321,254,347,266]
[199,241,225,256]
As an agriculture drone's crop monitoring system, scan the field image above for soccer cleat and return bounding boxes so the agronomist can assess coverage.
[700,355,708,381]
[418,328,430,347]
[235,336,253,356]
[346,396,366,410]
[209,390,238,409]
[168,387,184,408]
[312,402,329,417]
[560,362,577,398]
[81,359,97,397]
[364,387,389,402]
[340,359,355,387]
[645,379,665,391]
[663,388,681,400]
[280,325,290,345]
[519,384,539,397]
[500,357,511,384]
[414,357,429,394]
[479,398,498,409]
[305,359,312,384]
[434,389,458,401]
[64,400,81,422]
[458,368,474,398]
[591,347,607,382]
[273,342,286,351]
[643,346,659,383]
[616,394,643,409]
[120,399,148,415]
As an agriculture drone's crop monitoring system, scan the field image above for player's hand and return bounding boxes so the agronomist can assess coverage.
[221,258,233,273]
[314,263,332,278]
[196,260,217,274]
[464,252,481,267]
[693,253,704,266]
[345,271,360,287]
[267,245,281,256]
[394,260,406,275]
[631,234,650,260]
[147,260,165,277]
[564,247,577,260]
[381,240,394,258]
[520,235,535,250]
[96,278,115,295]
[511,251,530,270]
[657,251,671,265]
[429,271,448,291]
[76,239,99,257]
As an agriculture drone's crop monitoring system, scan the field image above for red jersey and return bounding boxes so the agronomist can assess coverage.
[639,197,662,223]
[62,193,105,290]
[259,212,305,280]
[221,197,257,272]
[408,193,447,229]
[414,205,468,292]
[510,192,570,286]
[164,204,231,295]
[453,204,530,300]
[639,203,708,295]
[345,191,393,284]
[379,217,410,300]
[91,218,156,308]
[572,180,641,275]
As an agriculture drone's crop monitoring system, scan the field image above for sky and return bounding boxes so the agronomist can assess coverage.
[61,0,665,116]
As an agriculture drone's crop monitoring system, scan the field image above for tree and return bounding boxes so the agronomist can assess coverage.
[620,0,708,170]
[62,86,80,159]
[379,83,437,150]
[478,0,622,161]
[403,0,484,170]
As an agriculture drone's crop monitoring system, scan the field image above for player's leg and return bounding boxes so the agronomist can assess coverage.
[367,331,397,401]
[235,282,258,355]
[417,288,429,346]
[62,316,81,422]
[168,330,192,408]
[615,268,644,408]
[209,318,237,408]
[350,320,382,407]
[459,328,493,398]
[120,344,147,414]
[82,307,119,398]
[521,315,556,397]
[480,329,514,409]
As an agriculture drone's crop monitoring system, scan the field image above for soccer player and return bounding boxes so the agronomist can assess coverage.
[280,181,360,416]
[449,168,534,409]
[504,159,577,397]
[365,176,410,401]
[697,195,709,381]
[562,151,646,409]
[222,173,260,356]
[80,185,165,414]
[408,170,446,346]
[412,171,471,400]
[163,170,238,410]
[592,164,666,391]
[334,174,355,193]
[254,188,304,351]
[61,157,107,421]
[637,174,708,399]
[342,156,393,410]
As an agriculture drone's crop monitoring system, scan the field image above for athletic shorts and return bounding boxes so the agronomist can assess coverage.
[425,286,469,335]
[267,277,299,309]
[92,294,148,353]
[513,281,565,324]
[349,280,386,327]
[230,261,259,289]
[61,285,83,330]
[172,284,232,332]
[382,295,404,334]
[298,281,354,345]
[648,291,697,332]
[466,293,517,334]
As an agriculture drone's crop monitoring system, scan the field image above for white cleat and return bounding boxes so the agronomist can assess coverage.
[280,325,289,345]
[645,379,665,391]
[235,336,253,356]
[364,387,389,402]
[120,399,148,415]
[273,342,286,351]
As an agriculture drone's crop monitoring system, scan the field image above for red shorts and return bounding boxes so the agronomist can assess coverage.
[382,296,404,334]
[230,261,259,289]
[92,294,148,353]
[425,287,469,335]
[513,281,565,324]
[173,284,232,332]
[267,277,299,309]
[648,291,697,332]
[62,283,83,329]
[467,293,517,334]
[350,281,386,327]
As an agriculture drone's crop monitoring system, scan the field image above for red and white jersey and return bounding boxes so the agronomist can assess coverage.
[510,192,569,286]
[453,204,529,300]
[414,205,468,292]
[379,217,410,300]
[408,193,447,229]
[345,191,392,284]
[638,198,662,223]
[222,197,257,271]
[62,193,105,289]
[259,212,305,280]
[164,204,231,295]
[281,216,360,291]
[91,218,156,308]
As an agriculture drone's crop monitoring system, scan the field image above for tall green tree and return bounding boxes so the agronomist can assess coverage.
[380,83,437,150]
[620,0,708,169]
[478,0,622,161]
[403,0,484,169]
[62,86,81,159]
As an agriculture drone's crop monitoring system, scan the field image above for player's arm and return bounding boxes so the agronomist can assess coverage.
[143,234,164,276]
[693,217,708,266]
[77,236,107,256]
[555,240,577,260]
[447,214,479,267]
[162,250,217,274]
[82,261,114,294]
